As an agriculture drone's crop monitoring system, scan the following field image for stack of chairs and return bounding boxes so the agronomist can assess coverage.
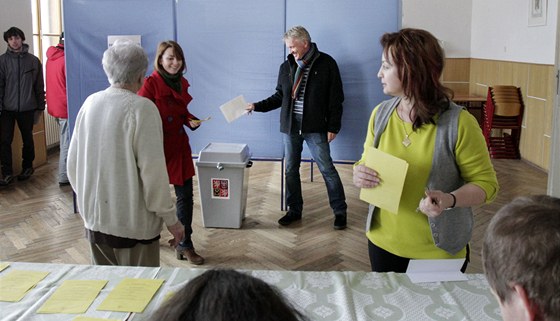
[482,85,524,159]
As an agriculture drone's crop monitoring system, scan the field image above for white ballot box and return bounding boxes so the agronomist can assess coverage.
[195,143,252,228]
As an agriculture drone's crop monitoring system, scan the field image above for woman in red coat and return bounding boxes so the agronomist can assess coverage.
[138,40,204,265]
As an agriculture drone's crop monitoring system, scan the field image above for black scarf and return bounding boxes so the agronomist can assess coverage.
[158,71,182,93]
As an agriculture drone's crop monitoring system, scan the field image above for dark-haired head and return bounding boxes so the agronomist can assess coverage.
[380,28,453,129]
[151,269,309,321]
[3,26,25,43]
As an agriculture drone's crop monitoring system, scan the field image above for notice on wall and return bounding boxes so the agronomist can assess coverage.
[107,35,141,48]
[211,178,230,199]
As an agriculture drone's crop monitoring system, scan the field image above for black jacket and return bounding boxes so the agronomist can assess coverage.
[0,44,45,114]
[254,48,344,134]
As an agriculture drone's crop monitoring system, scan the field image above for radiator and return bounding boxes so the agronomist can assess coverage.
[44,112,60,148]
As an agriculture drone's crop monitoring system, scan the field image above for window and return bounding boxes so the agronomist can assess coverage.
[31,0,63,148]
[31,0,62,63]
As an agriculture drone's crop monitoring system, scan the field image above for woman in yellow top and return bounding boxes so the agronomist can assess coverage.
[353,28,499,273]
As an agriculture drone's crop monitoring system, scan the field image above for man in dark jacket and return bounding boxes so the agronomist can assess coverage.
[0,27,45,186]
[247,26,347,229]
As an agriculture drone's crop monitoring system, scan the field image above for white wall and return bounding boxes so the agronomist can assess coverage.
[0,0,33,53]
[549,2,560,197]
[471,0,557,64]
[402,0,557,64]
[403,0,559,195]
[402,0,473,58]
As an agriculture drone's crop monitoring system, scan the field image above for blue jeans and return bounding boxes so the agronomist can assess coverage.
[284,133,347,216]
[174,178,194,249]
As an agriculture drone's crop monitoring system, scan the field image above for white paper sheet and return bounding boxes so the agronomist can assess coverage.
[219,95,248,123]
[406,259,468,283]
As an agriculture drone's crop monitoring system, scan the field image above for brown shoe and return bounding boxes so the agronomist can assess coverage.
[177,248,205,265]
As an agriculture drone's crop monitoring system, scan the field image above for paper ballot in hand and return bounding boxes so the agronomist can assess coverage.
[359,147,409,214]
[220,95,248,123]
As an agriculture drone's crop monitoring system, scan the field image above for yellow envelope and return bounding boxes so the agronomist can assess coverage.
[97,278,164,313]
[359,146,409,214]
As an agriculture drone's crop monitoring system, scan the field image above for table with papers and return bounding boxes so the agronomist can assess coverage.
[0,261,502,321]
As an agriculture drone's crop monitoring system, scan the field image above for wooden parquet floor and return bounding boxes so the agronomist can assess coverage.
[0,149,548,273]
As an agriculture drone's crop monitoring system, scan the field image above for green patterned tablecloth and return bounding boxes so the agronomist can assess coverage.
[0,262,501,321]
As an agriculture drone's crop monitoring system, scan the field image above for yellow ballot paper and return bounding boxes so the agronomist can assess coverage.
[0,270,50,302]
[163,290,176,302]
[189,116,211,124]
[359,146,409,214]
[97,278,164,313]
[0,262,9,272]
[37,279,108,314]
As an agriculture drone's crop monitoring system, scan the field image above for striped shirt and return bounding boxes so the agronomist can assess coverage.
[293,64,311,115]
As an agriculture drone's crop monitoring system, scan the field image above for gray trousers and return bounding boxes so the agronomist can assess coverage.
[90,241,160,267]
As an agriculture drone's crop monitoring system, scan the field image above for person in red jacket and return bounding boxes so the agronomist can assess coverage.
[46,32,69,186]
[138,40,204,265]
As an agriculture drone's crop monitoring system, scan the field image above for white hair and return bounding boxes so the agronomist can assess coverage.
[102,40,148,85]
[283,26,311,43]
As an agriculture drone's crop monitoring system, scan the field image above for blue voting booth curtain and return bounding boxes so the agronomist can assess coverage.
[177,0,285,159]
[64,0,176,138]
[64,0,399,161]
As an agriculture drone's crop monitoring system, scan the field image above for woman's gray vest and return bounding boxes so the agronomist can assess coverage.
[366,97,472,255]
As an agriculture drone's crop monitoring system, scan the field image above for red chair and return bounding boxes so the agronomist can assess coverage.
[482,86,524,159]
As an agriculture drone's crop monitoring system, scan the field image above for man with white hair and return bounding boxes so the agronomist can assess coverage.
[246,26,347,230]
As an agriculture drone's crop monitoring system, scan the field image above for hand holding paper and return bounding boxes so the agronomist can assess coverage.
[189,116,211,124]
[219,95,248,123]
[353,164,380,188]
